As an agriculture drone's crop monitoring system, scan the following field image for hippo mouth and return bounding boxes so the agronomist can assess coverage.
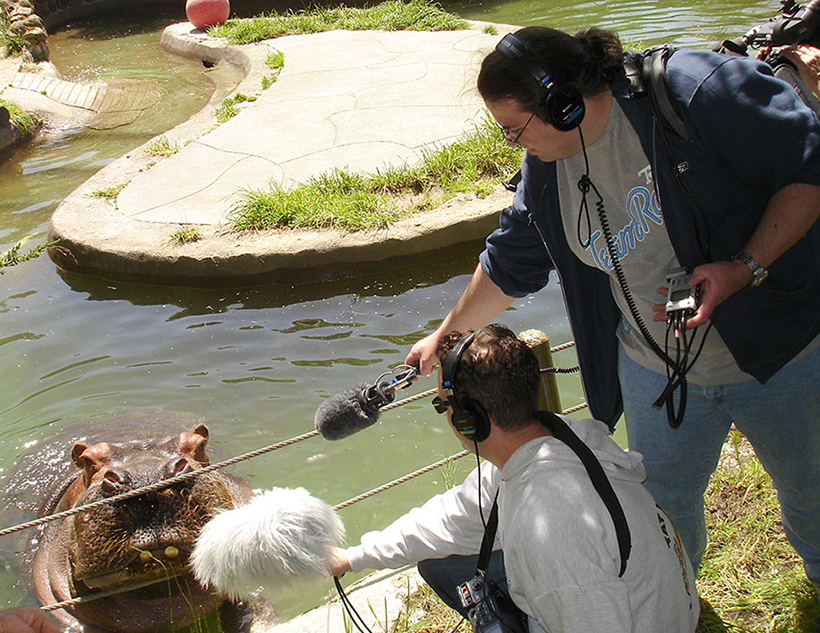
[77,545,195,593]
[68,551,219,633]
[69,546,220,633]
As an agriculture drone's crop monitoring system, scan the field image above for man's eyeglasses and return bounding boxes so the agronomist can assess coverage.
[431,395,452,414]
[497,111,536,145]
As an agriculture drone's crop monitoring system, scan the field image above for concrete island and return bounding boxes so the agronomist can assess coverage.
[4,16,521,286]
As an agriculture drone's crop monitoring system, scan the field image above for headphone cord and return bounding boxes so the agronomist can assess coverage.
[574,125,708,427]
[576,127,677,371]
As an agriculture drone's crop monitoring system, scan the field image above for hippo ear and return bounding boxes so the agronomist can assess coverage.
[71,442,112,486]
[71,443,89,466]
[178,426,209,464]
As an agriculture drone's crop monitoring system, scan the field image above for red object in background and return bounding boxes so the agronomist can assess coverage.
[186,0,231,29]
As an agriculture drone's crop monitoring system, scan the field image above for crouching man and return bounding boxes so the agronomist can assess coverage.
[330,324,699,632]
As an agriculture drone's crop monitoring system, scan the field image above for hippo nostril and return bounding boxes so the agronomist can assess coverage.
[165,458,193,479]
[101,468,131,496]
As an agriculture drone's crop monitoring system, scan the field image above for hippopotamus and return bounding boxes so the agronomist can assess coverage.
[1,410,256,633]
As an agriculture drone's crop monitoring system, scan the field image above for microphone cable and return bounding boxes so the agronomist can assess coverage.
[653,314,712,428]
[334,576,373,633]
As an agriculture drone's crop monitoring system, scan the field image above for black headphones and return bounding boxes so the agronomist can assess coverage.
[495,32,585,132]
[440,331,492,442]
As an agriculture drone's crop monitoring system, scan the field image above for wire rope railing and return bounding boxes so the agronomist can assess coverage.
[0,339,584,613]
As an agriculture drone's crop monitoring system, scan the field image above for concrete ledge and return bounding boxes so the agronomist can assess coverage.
[264,568,424,633]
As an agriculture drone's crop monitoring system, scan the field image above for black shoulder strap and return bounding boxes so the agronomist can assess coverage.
[476,489,500,574]
[477,414,632,578]
[537,411,632,577]
[625,45,689,142]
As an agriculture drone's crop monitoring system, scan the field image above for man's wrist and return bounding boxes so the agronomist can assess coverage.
[733,251,769,286]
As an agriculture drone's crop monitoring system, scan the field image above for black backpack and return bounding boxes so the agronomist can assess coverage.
[624,44,820,143]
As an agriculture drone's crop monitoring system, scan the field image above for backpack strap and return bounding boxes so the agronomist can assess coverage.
[625,45,689,141]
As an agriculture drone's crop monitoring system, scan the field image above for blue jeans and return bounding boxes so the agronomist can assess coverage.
[417,551,508,619]
[619,342,820,583]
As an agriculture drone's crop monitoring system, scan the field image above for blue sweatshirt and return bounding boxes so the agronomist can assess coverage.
[479,48,820,427]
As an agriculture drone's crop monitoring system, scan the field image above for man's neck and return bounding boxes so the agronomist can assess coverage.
[578,90,612,147]
[482,419,552,469]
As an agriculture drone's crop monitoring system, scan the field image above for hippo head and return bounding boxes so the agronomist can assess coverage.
[49,424,250,632]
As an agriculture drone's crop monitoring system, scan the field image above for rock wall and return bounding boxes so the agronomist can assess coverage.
[2,0,49,61]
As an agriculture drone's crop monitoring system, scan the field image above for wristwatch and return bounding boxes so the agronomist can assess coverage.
[734,251,768,287]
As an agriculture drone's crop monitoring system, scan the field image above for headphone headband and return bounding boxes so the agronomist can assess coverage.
[440,330,491,443]
[496,33,550,87]
[441,331,476,393]
[494,32,585,132]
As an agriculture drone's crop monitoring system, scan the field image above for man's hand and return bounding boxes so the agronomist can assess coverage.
[328,547,352,577]
[406,333,443,377]
[0,608,60,633]
[651,260,752,327]
[404,264,516,376]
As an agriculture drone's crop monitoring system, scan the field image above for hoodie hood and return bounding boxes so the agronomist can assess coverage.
[501,414,646,485]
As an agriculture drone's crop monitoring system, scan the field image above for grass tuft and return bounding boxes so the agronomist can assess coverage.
[208,0,468,45]
[228,112,522,232]
[145,136,179,158]
[168,226,202,245]
[695,429,820,632]
[88,183,126,203]
[0,98,39,134]
[0,13,26,57]
[215,93,257,123]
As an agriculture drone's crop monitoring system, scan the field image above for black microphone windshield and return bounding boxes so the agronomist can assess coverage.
[314,383,381,440]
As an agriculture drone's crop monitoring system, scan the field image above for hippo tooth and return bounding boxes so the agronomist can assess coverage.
[164,546,180,558]
[139,551,153,563]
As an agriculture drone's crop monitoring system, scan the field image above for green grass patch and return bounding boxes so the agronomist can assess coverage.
[265,50,284,70]
[0,14,26,57]
[215,93,257,123]
[207,0,468,45]
[0,98,39,134]
[696,429,820,632]
[228,112,523,232]
[88,183,126,203]
[145,135,179,158]
[261,49,285,89]
[168,226,202,245]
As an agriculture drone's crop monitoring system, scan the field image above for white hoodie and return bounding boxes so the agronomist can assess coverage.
[346,416,699,633]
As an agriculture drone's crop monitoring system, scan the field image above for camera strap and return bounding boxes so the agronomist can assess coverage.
[477,413,632,578]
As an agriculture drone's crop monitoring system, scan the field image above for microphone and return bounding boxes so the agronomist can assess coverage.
[314,365,418,440]
[191,487,344,603]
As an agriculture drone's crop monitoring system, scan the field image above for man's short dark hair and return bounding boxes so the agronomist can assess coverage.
[436,324,540,430]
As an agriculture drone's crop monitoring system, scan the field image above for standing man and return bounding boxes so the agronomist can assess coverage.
[332,324,699,632]
[406,26,820,589]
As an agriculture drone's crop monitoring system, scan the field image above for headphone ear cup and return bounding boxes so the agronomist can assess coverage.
[544,83,585,131]
[460,396,491,443]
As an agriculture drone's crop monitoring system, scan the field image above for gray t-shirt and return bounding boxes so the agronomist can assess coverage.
[556,99,748,385]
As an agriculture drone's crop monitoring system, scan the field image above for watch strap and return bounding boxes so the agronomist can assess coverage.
[734,251,768,286]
